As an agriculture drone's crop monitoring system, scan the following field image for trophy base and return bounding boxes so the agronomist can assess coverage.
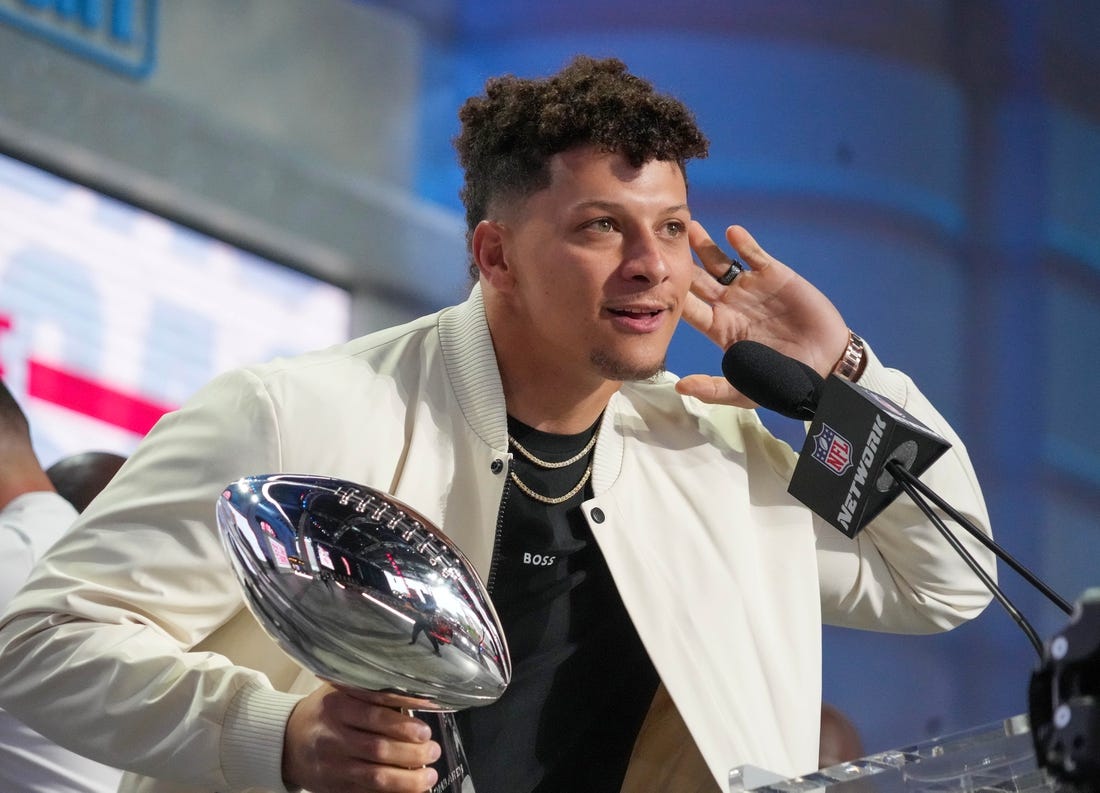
[415,710,476,793]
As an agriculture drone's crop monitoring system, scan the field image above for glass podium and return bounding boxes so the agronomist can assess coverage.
[729,714,1063,793]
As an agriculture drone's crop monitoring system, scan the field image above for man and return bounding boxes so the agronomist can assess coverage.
[0,57,994,793]
[0,381,125,793]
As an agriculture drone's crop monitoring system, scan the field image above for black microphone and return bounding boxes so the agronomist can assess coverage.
[722,340,1073,631]
[724,341,1096,787]
[722,340,950,538]
[721,340,823,421]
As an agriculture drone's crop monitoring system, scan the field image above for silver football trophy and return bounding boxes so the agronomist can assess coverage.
[216,474,511,793]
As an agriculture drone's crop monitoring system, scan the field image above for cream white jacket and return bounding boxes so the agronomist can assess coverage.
[0,286,993,793]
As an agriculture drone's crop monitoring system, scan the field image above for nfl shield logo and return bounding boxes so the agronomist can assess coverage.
[811,424,853,476]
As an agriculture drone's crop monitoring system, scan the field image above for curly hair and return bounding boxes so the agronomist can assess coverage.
[455,56,709,277]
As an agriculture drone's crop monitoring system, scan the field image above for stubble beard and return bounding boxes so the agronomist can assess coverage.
[589,350,668,383]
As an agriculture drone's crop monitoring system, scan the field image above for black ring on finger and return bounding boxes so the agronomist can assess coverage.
[716,260,744,285]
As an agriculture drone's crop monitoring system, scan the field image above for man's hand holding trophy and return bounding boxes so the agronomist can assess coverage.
[217,474,512,793]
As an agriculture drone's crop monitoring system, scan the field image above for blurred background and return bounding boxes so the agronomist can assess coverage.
[0,0,1096,761]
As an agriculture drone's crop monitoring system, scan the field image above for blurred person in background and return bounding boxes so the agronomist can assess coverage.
[0,380,125,793]
[47,451,127,513]
[818,704,865,769]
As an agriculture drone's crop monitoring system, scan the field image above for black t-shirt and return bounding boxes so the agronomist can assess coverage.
[456,416,659,793]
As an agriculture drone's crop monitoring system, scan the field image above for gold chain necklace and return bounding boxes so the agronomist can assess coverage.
[508,431,598,469]
[509,465,592,505]
[507,427,599,505]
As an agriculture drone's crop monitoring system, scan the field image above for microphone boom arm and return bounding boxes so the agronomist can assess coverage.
[884,460,1073,616]
[886,460,1045,660]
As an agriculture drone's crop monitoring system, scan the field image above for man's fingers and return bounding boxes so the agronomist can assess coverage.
[726,224,777,273]
[358,703,436,744]
[675,374,757,409]
[351,727,441,769]
[688,220,725,269]
[326,690,436,744]
[333,686,437,713]
[690,221,744,277]
[348,763,439,793]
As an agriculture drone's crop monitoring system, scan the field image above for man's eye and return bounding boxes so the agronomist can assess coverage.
[587,218,615,233]
[664,220,686,237]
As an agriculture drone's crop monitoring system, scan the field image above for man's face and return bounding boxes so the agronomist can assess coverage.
[494,146,695,385]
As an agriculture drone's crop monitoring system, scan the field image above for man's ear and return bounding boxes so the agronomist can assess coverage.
[471,220,513,289]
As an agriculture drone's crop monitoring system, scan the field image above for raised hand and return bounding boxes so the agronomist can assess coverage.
[676,222,850,407]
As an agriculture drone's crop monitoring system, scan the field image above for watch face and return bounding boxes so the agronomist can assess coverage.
[217,474,510,709]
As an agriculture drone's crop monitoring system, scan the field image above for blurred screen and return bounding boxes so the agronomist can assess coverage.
[0,151,352,465]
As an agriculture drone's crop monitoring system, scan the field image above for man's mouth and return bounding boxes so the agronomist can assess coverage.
[605,304,668,332]
[607,306,663,319]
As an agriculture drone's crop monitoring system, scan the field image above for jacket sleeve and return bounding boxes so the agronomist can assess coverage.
[813,344,996,633]
[0,368,302,792]
[0,492,78,606]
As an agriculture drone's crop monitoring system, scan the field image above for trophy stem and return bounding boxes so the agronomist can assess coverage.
[406,710,474,793]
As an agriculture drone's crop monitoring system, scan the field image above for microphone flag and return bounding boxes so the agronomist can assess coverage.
[788,374,952,537]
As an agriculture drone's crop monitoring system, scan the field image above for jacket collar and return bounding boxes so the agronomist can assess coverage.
[437,283,625,492]
[438,284,508,452]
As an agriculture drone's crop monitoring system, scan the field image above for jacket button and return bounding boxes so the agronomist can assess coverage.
[490,459,504,475]
[590,507,605,523]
